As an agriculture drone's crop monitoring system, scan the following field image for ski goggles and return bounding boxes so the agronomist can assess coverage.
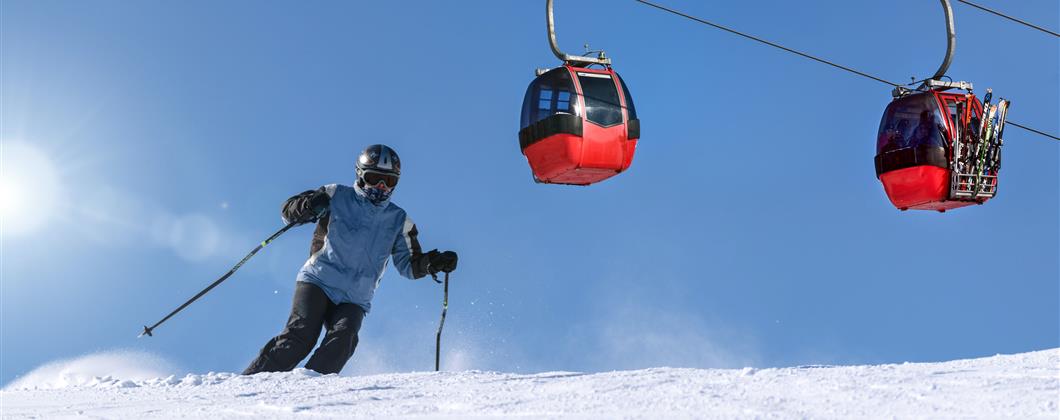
[361,170,399,189]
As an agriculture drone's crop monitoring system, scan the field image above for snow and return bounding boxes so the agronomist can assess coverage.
[2,349,1057,419]
[4,351,177,390]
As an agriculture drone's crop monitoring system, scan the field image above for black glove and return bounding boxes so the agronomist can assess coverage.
[426,249,458,274]
[304,191,330,220]
[283,189,331,225]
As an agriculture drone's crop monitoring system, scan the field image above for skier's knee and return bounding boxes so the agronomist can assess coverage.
[276,329,320,356]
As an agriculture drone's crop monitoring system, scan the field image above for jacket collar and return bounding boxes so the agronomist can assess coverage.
[353,183,391,208]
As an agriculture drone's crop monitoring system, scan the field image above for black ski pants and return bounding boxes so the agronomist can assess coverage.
[243,282,365,375]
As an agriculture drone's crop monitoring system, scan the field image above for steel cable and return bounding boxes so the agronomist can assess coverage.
[956,0,1060,38]
[633,0,1059,142]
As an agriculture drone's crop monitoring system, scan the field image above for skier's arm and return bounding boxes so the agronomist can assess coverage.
[281,185,336,225]
[392,216,431,280]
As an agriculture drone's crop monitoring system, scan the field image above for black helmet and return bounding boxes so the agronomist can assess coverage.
[356,144,401,203]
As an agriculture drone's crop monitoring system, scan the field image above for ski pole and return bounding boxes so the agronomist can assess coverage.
[434,271,450,371]
[139,220,299,338]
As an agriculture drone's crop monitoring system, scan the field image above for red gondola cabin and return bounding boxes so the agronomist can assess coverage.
[519,65,639,185]
[875,89,1004,212]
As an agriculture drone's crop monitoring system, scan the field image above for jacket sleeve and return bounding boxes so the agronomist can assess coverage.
[281,185,336,225]
[392,214,430,279]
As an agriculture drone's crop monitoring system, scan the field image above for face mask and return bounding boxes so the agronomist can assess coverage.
[362,184,392,204]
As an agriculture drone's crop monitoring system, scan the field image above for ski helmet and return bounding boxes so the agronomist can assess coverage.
[355,144,401,204]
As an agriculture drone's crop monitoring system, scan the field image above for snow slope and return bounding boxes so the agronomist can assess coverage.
[2,349,1056,419]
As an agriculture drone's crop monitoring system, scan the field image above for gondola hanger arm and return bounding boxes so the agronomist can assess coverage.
[546,0,611,66]
[931,0,956,81]
[905,0,965,95]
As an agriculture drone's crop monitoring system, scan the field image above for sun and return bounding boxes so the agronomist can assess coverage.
[1,141,63,237]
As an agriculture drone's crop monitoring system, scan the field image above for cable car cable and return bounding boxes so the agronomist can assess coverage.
[633,0,1060,142]
[1006,122,1059,141]
[955,0,1060,38]
[632,0,902,88]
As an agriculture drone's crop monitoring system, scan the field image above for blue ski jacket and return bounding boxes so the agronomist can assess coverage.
[283,183,428,313]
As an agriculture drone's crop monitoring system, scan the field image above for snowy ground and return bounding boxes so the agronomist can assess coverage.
[2,349,1057,419]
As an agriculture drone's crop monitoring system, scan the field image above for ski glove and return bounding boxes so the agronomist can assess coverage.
[426,249,458,274]
[282,189,331,225]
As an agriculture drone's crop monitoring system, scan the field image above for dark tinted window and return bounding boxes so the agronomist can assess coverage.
[520,68,577,129]
[577,72,623,127]
[616,73,637,120]
[877,93,948,154]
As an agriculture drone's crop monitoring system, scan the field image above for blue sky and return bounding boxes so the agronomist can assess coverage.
[2,0,1056,385]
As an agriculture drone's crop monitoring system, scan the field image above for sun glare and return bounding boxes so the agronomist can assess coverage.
[1,141,63,237]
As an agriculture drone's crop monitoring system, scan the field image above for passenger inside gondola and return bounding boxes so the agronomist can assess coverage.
[880,120,910,152]
[908,110,946,148]
[877,93,947,153]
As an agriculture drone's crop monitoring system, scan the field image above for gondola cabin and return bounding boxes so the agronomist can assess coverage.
[875,88,1006,212]
[519,65,639,185]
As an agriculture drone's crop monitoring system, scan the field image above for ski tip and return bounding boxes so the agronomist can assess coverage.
[138,326,153,338]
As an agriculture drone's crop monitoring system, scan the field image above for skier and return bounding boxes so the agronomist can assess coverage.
[243,144,458,375]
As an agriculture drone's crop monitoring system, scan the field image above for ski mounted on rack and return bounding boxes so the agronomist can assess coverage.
[970,94,1009,197]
